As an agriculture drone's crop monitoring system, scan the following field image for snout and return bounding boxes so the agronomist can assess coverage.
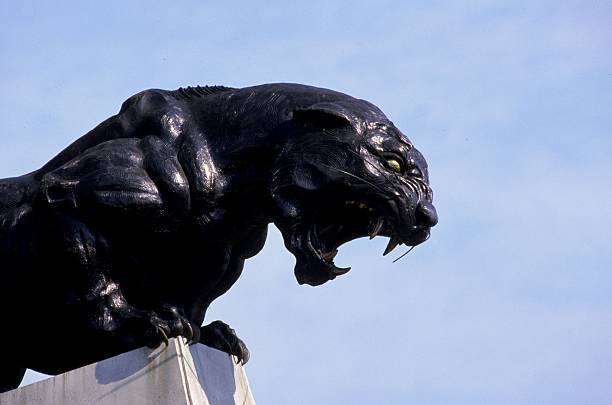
[395,200,437,247]
[415,201,438,228]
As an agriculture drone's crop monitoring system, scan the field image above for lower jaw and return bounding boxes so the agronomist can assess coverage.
[294,261,335,286]
[293,243,353,285]
[401,229,430,246]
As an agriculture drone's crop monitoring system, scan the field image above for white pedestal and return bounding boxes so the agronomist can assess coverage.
[0,339,256,405]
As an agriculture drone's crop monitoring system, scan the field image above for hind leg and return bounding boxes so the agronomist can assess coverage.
[0,363,26,393]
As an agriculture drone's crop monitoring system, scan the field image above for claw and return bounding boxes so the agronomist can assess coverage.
[182,319,194,343]
[200,320,249,364]
[157,326,169,347]
[240,344,250,365]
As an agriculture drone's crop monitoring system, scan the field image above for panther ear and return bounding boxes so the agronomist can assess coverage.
[292,102,355,130]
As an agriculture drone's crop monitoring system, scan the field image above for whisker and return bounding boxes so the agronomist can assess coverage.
[345,149,400,186]
[392,245,416,263]
[346,150,426,201]
[353,150,431,206]
[319,163,387,193]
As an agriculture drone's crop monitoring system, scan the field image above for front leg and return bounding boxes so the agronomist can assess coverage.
[41,135,192,232]
[53,213,197,348]
[195,236,266,365]
[91,279,198,348]
[200,320,250,364]
[39,135,198,347]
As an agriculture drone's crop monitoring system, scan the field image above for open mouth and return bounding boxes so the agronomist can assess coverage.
[278,196,432,286]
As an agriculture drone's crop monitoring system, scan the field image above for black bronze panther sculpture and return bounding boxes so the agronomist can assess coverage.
[0,83,437,392]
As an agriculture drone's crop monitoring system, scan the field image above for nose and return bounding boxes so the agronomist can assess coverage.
[415,201,438,228]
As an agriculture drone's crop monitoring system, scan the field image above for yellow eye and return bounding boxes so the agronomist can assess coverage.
[386,158,403,173]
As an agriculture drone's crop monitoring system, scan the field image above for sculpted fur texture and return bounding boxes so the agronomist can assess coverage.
[0,83,437,391]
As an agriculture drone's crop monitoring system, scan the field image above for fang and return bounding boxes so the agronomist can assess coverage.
[369,217,384,239]
[383,235,401,256]
[321,250,338,261]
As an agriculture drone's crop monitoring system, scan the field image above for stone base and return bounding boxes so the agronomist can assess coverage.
[0,338,256,405]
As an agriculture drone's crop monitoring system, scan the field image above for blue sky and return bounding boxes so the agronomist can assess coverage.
[1,1,611,403]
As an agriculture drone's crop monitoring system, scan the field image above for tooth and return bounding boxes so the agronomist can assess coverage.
[321,249,338,261]
[383,235,402,256]
[368,208,374,212]
[332,266,351,276]
[359,203,367,209]
[369,217,384,239]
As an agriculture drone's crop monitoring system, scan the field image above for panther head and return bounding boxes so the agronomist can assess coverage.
[271,99,438,286]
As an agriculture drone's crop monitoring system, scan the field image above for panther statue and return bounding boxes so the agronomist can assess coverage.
[0,83,437,392]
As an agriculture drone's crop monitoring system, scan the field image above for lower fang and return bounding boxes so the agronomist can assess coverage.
[332,266,351,276]
[321,250,338,261]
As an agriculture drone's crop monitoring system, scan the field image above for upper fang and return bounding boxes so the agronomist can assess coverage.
[383,235,402,256]
[369,217,384,239]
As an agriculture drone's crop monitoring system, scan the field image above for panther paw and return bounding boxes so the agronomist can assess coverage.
[132,304,198,349]
[199,320,250,365]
